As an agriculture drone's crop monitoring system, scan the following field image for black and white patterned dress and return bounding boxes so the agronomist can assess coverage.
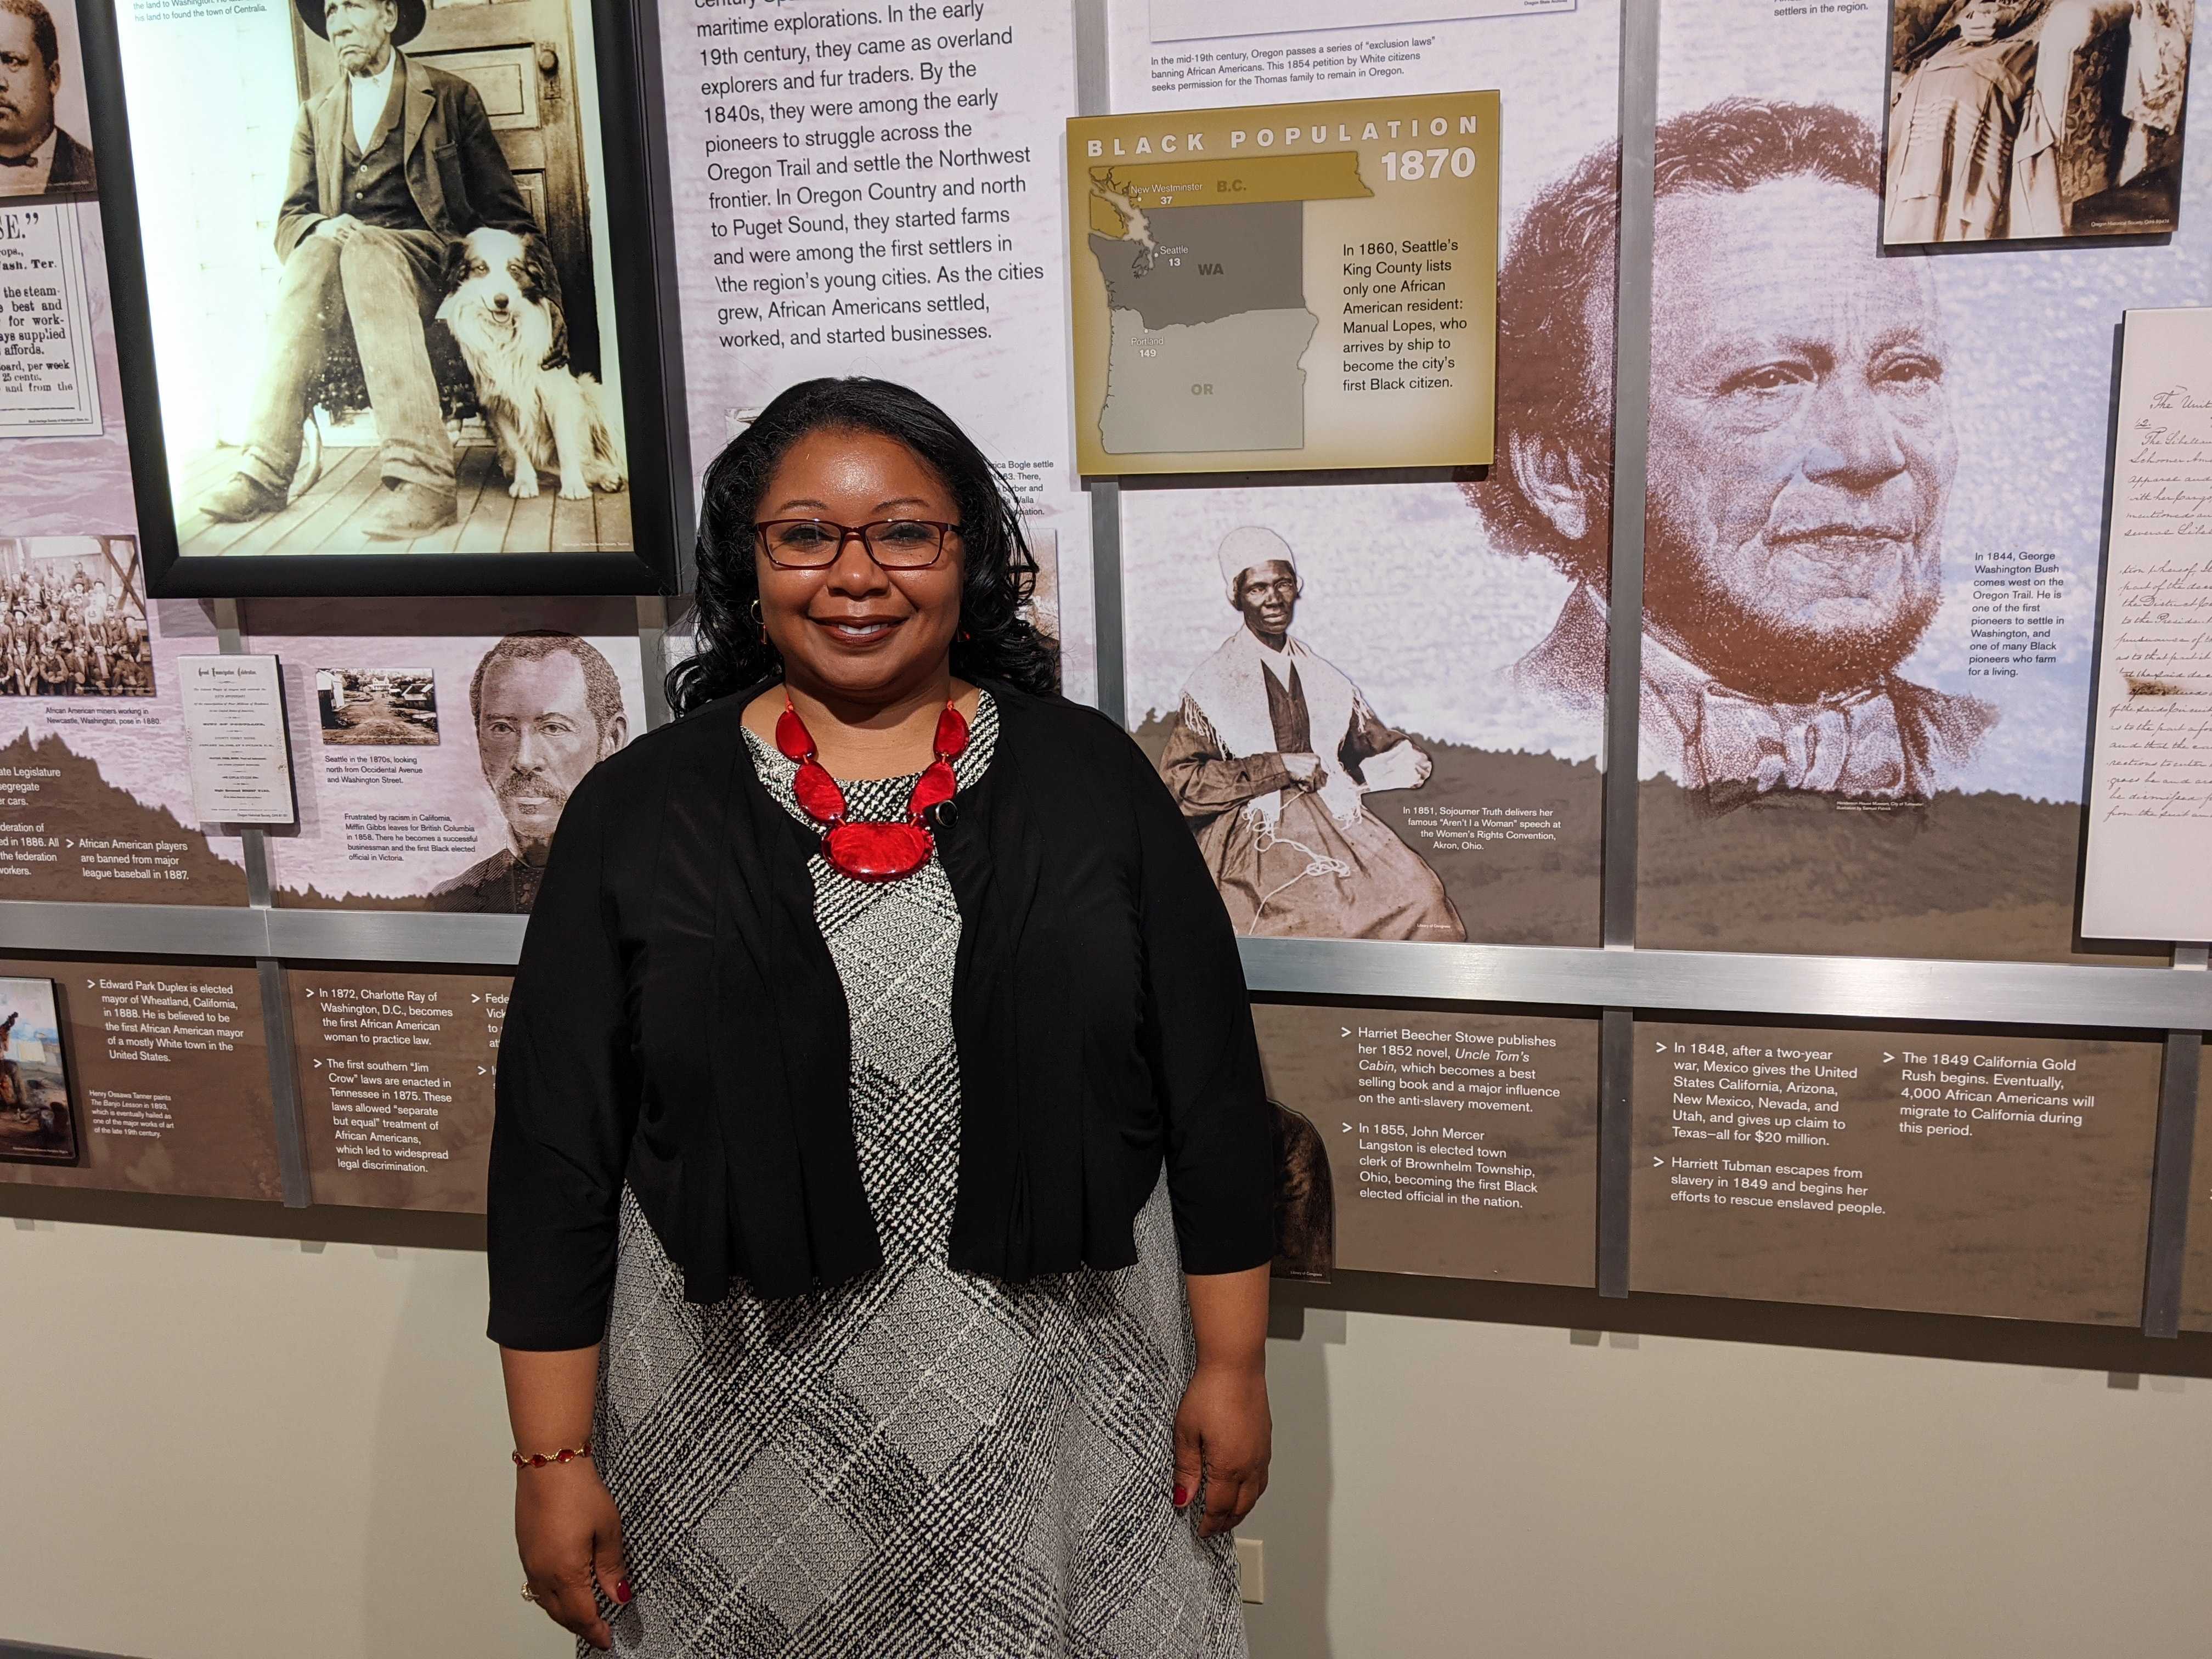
[591,691,1248,1658]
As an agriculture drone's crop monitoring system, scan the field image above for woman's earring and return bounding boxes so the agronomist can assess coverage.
[749,599,766,644]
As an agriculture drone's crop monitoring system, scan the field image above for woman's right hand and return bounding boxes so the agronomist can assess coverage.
[517,1459,630,1652]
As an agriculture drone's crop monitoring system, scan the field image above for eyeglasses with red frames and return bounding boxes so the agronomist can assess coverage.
[753,518,962,570]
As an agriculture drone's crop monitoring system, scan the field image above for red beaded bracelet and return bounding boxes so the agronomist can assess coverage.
[511,1440,591,1469]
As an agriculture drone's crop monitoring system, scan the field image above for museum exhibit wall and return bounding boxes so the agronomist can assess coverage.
[5,0,2212,1654]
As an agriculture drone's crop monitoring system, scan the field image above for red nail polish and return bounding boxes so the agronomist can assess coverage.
[614,1578,633,1604]
[1172,1486,1189,1508]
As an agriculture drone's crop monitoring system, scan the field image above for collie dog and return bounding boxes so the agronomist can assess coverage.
[436,228,626,501]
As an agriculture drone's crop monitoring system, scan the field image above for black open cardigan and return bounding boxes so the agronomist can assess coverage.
[486,678,1276,1351]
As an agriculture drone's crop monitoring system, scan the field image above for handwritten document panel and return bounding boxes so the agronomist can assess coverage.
[2083,308,2212,940]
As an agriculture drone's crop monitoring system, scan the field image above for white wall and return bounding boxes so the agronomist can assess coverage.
[4,1217,2210,1659]
[0,1218,556,1659]
[1248,1309,2212,1658]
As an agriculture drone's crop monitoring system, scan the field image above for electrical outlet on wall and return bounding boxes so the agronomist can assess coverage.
[1235,1537,1265,1604]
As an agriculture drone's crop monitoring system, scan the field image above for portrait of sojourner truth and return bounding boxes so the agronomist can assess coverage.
[139,0,629,557]
[1472,97,1997,808]
[1158,526,1465,942]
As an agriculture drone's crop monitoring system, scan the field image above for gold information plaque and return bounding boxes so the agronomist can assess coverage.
[1066,91,1500,477]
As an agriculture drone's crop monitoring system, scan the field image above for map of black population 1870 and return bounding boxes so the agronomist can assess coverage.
[1086,153,1370,455]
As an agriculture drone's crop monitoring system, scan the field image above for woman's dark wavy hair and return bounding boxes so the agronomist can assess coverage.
[666,377,1059,715]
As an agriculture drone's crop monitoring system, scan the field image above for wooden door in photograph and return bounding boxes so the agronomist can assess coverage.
[294,0,602,375]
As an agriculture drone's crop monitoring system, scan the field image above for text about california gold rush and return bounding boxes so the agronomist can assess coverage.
[1659,1037,2106,1220]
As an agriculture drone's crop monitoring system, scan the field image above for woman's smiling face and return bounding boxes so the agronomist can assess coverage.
[754,428,966,708]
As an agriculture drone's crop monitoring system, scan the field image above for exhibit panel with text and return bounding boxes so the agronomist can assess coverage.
[0,0,2199,1344]
[0,558,251,904]
[2182,1058,2212,1335]
[1109,0,1618,949]
[1067,91,1500,476]
[244,599,648,912]
[658,0,1096,695]
[2081,307,2212,943]
[0,958,281,1201]
[289,968,509,1212]
[1636,0,2211,963]
[0,206,102,438]
[1632,1022,2163,1325]
[1254,1003,1596,1286]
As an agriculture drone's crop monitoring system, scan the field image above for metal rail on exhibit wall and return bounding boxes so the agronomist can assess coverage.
[3,898,2208,1031]
[2,0,2203,1334]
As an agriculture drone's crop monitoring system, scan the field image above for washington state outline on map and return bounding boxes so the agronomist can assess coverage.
[1086,155,1370,455]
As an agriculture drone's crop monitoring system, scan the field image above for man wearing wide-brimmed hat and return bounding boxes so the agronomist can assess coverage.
[194,0,533,540]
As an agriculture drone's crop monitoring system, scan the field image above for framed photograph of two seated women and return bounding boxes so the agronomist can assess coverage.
[74,0,681,596]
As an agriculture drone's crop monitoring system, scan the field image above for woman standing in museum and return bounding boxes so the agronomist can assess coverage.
[486,377,1275,1656]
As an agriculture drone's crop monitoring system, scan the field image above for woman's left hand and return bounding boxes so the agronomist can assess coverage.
[1171,1359,1271,1538]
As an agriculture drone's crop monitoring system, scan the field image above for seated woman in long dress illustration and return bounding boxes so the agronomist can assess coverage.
[1158,527,1465,942]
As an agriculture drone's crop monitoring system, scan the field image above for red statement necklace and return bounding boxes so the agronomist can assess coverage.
[775,694,971,882]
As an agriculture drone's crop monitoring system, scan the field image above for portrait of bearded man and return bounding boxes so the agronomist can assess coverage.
[1470,97,1995,805]
[428,631,627,913]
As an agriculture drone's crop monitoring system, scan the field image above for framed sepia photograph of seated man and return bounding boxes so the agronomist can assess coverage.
[75,0,679,596]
